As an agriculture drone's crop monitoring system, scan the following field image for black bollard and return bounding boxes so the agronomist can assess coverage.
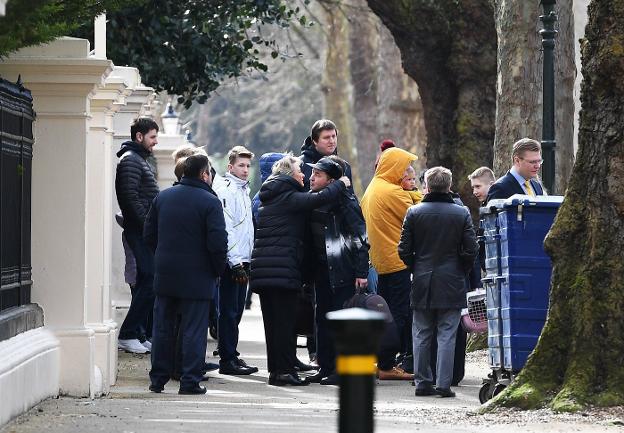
[327,308,386,433]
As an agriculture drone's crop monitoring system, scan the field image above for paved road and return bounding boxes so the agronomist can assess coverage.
[2,298,622,433]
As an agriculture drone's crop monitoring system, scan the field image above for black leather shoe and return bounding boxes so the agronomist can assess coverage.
[415,386,436,396]
[179,385,207,395]
[268,373,309,386]
[294,358,319,372]
[435,387,456,398]
[236,358,259,373]
[149,384,164,393]
[219,359,255,375]
[304,371,327,384]
[320,374,339,385]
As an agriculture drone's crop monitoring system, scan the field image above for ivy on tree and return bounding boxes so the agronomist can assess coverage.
[98,0,310,107]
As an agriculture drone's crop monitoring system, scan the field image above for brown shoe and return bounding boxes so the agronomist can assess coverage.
[377,366,414,381]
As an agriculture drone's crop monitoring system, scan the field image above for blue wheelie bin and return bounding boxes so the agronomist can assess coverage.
[478,194,563,403]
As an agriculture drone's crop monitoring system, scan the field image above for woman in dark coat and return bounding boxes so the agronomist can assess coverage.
[250,155,350,386]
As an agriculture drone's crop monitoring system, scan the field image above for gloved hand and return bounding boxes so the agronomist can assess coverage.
[231,264,248,285]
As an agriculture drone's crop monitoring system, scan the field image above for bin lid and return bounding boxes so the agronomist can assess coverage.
[481,194,564,215]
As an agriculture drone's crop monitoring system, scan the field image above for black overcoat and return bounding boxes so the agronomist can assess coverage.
[250,174,345,293]
[144,177,228,300]
[398,192,478,309]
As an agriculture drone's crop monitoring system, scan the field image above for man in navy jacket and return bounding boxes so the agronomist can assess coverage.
[486,138,545,203]
[145,154,228,395]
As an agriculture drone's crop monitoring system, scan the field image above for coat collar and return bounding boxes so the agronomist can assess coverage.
[421,192,456,203]
[224,172,250,189]
[116,140,150,158]
[179,177,215,194]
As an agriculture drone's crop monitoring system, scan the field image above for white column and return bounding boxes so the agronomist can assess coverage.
[94,14,107,60]
[109,67,155,328]
[0,37,113,397]
[153,134,191,190]
[88,73,127,394]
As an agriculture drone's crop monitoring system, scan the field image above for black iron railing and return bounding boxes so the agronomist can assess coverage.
[0,76,34,313]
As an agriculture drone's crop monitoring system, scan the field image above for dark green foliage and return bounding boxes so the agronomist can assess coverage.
[87,0,309,107]
[0,0,138,56]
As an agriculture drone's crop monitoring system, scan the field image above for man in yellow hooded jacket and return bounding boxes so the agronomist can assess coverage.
[361,147,420,380]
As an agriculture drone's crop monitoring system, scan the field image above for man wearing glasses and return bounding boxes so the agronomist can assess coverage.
[486,138,545,203]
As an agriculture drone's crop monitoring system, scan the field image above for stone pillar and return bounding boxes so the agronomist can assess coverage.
[152,134,190,190]
[109,67,155,328]
[88,72,128,394]
[0,37,113,397]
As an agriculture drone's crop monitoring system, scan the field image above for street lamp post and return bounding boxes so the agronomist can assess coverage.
[540,0,557,193]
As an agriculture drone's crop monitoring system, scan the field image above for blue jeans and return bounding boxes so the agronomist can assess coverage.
[119,229,154,340]
[377,269,411,370]
[218,265,248,363]
[412,309,461,389]
[150,296,211,389]
[367,265,378,294]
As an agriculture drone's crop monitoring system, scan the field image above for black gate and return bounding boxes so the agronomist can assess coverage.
[0,77,34,314]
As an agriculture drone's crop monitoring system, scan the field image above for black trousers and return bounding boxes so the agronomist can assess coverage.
[119,229,154,340]
[377,269,411,370]
[315,278,353,375]
[259,290,298,374]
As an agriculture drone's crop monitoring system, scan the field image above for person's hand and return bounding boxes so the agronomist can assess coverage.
[339,176,351,188]
[355,278,368,290]
[231,264,248,285]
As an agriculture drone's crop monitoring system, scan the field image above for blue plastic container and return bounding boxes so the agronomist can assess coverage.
[481,194,563,372]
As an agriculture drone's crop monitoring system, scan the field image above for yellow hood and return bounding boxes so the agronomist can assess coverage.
[361,148,419,275]
[375,148,418,185]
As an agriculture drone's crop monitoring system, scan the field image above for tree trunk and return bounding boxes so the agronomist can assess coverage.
[490,0,624,411]
[366,0,496,207]
[376,26,427,176]
[320,3,362,194]
[492,2,541,177]
[554,0,576,194]
[493,1,575,194]
[348,0,380,187]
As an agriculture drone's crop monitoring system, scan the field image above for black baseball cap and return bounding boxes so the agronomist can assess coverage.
[306,157,344,180]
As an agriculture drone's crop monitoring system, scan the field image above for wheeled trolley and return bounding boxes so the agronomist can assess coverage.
[478,195,563,403]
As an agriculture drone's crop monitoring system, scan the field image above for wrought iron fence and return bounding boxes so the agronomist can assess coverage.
[0,76,34,313]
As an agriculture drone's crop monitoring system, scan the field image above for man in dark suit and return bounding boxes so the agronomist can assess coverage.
[486,138,545,203]
[145,154,228,395]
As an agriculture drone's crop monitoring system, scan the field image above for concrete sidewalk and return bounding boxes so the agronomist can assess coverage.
[2,298,622,433]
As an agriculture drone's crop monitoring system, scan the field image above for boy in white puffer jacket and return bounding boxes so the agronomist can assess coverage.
[212,146,258,375]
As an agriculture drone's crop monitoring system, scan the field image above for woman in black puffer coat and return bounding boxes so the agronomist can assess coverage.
[251,155,349,386]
